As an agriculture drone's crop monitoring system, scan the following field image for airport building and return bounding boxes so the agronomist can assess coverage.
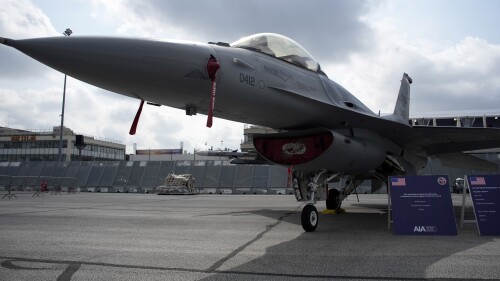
[410,109,500,128]
[0,126,126,162]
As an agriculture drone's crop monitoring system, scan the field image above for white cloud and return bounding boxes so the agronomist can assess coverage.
[89,0,186,38]
[0,0,58,38]
[0,0,60,79]
[323,19,500,115]
[88,0,374,62]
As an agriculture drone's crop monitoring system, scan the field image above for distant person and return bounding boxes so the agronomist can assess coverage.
[41,180,48,192]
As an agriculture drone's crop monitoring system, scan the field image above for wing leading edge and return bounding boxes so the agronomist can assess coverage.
[410,126,500,155]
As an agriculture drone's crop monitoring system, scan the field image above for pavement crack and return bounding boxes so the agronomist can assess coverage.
[57,263,81,281]
[0,255,485,280]
[207,209,297,272]
[1,259,47,270]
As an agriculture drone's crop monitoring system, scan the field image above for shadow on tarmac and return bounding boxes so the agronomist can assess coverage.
[0,195,497,280]
[198,202,499,280]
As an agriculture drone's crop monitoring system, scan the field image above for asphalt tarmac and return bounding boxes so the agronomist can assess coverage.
[0,193,498,280]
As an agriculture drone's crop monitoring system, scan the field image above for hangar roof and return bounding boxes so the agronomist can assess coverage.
[410,109,500,119]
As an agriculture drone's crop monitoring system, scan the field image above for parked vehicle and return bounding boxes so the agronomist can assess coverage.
[452,178,468,194]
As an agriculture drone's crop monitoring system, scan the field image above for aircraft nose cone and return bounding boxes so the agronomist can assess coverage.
[4,36,218,108]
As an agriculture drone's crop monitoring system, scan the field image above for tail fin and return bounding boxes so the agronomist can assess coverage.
[390,73,412,124]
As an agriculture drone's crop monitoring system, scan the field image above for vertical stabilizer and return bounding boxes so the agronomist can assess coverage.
[391,73,412,124]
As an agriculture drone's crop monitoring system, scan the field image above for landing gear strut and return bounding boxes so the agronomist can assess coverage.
[294,170,339,232]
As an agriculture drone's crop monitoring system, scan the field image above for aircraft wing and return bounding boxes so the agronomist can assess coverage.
[410,126,500,155]
[434,152,498,172]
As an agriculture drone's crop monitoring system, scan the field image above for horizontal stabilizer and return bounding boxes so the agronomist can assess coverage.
[435,152,498,172]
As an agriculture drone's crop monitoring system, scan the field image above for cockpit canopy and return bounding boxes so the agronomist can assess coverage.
[231,33,319,72]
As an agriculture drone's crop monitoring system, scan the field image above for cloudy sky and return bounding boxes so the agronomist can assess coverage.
[1,0,500,154]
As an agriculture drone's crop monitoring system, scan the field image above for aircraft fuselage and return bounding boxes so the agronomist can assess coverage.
[1,34,423,174]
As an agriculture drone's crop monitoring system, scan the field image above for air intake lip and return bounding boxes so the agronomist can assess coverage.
[254,131,333,165]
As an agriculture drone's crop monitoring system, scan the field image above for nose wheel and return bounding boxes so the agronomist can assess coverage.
[301,204,318,232]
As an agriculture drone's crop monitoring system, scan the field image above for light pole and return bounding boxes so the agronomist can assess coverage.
[220,140,223,160]
[57,28,72,162]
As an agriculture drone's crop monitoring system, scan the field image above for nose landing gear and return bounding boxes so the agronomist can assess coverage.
[294,170,339,232]
[301,204,318,232]
[294,170,365,232]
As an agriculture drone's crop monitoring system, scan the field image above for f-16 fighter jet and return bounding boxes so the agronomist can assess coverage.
[2,33,500,231]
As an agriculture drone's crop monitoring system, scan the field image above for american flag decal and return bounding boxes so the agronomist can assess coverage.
[391,177,406,186]
[470,176,486,185]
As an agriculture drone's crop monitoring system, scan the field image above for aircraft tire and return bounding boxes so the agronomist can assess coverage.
[326,189,340,210]
[301,204,318,232]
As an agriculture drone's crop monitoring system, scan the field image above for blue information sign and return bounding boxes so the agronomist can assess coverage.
[390,175,457,235]
[466,175,500,236]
